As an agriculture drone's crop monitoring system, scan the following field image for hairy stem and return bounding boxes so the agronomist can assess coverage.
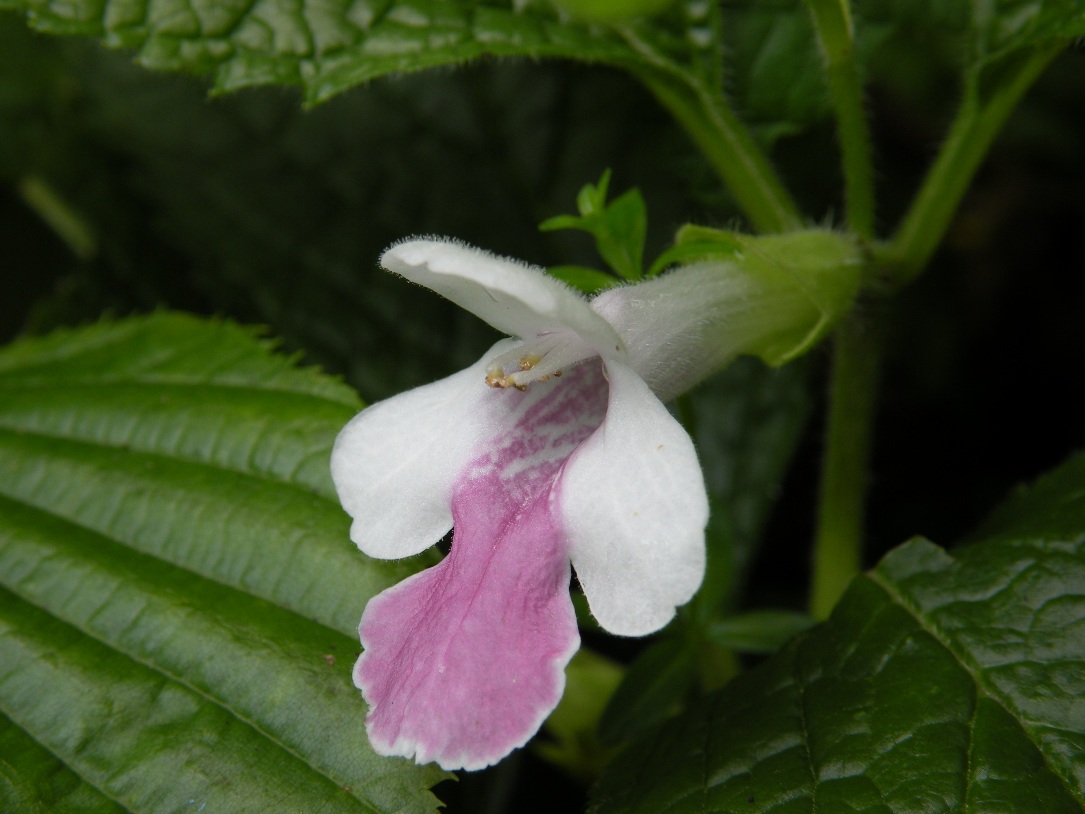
[810,306,884,619]
[885,45,1060,285]
[803,0,875,238]
[810,45,1060,617]
[633,72,802,234]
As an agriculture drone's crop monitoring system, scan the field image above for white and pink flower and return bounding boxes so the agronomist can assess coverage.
[331,236,822,770]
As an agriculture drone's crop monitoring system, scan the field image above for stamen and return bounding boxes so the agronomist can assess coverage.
[484,333,597,390]
[486,354,550,389]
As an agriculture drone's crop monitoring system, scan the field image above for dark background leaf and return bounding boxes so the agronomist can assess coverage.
[590,451,1085,813]
[0,10,711,400]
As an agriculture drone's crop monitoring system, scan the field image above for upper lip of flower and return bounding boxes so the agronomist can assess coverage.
[381,236,630,363]
[331,237,709,770]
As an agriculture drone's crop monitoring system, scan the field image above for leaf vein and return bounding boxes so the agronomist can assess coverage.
[867,569,1080,803]
[0,550,378,810]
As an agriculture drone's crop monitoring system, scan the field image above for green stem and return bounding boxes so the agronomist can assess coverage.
[810,307,884,619]
[885,45,1060,286]
[614,22,801,232]
[610,19,803,236]
[17,176,97,260]
[809,46,1060,617]
[639,73,802,234]
[803,0,875,238]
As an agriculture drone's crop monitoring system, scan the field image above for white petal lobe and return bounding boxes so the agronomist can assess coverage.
[560,360,708,636]
[331,340,518,559]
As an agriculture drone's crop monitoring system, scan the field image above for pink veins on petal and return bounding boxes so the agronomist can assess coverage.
[354,362,608,771]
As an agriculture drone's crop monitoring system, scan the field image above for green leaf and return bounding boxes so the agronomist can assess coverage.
[0,313,446,813]
[714,0,1085,148]
[591,452,1085,813]
[552,0,679,23]
[719,0,827,142]
[597,636,698,748]
[0,0,714,105]
[705,610,816,654]
[0,713,124,814]
[536,648,623,781]
[967,450,1085,544]
[857,0,1085,67]
[540,170,648,280]
[547,265,623,295]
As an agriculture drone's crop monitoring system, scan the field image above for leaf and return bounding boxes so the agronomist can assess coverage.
[0,0,715,105]
[0,714,124,814]
[547,265,623,294]
[591,452,1085,813]
[0,313,447,813]
[597,636,698,748]
[536,648,624,781]
[856,0,1085,67]
[552,0,679,23]
[716,0,1085,147]
[705,609,816,654]
[719,0,828,142]
[540,169,648,280]
[967,449,1085,544]
[0,13,706,399]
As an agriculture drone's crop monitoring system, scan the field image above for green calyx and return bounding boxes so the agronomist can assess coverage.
[672,225,864,366]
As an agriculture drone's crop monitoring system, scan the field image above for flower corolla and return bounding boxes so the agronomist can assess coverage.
[332,236,847,771]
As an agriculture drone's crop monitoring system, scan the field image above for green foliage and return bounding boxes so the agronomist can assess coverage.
[0,715,125,814]
[720,0,827,142]
[540,169,648,282]
[858,0,1085,67]
[596,358,814,749]
[552,0,679,22]
[547,265,626,295]
[705,609,816,654]
[0,0,713,105]
[0,314,447,813]
[3,0,1085,810]
[591,453,1085,813]
[0,11,705,399]
[536,649,623,780]
[597,636,697,747]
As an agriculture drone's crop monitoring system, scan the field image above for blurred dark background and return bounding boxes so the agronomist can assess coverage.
[2,10,1083,811]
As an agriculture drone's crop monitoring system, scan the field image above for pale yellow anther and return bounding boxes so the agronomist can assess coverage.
[483,333,585,390]
[486,353,555,390]
[485,365,521,389]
